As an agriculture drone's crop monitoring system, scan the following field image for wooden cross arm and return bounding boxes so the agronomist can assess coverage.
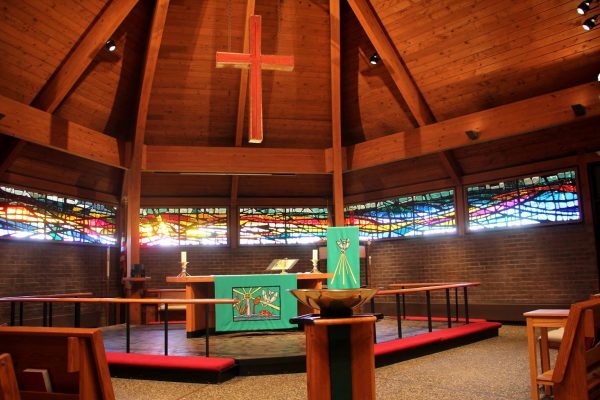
[261,55,294,71]
[216,52,251,69]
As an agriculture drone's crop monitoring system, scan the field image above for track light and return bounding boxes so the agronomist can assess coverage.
[465,130,480,140]
[577,1,591,14]
[104,39,117,52]
[369,53,380,65]
[583,14,598,30]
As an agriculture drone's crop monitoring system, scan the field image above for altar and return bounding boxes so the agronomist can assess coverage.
[166,273,331,337]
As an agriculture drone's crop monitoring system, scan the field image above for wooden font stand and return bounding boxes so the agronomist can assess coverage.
[291,314,381,400]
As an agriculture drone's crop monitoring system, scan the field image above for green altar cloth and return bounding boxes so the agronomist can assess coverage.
[214,274,297,332]
[327,226,360,289]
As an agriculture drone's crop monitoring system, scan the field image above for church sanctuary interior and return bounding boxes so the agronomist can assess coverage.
[1,0,600,399]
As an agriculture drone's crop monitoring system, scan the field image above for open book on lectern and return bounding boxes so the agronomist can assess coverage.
[266,258,298,273]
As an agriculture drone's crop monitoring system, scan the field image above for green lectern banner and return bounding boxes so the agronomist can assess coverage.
[327,226,360,289]
[214,274,297,332]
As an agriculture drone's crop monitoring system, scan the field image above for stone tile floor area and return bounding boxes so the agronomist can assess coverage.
[111,324,538,400]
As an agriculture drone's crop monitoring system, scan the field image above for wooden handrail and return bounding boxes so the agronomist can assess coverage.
[0,297,235,305]
[376,282,480,295]
[8,292,93,298]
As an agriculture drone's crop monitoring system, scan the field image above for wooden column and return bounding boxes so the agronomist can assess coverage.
[123,0,170,280]
[330,0,345,226]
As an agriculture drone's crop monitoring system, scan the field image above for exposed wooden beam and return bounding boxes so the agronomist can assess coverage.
[330,0,345,226]
[344,178,455,205]
[0,137,26,175]
[346,82,600,172]
[346,0,435,126]
[144,146,328,174]
[438,151,463,185]
[1,172,119,204]
[0,94,124,168]
[31,0,139,112]
[124,0,169,276]
[141,196,328,207]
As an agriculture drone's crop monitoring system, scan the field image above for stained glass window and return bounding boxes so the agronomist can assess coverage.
[345,190,456,240]
[239,207,328,245]
[467,170,580,230]
[140,208,227,246]
[0,186,116,244]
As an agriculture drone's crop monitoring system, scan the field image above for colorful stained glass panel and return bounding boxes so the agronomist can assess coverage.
[467,170,580,230]
[239,207,328,245]
[345,190,456,240]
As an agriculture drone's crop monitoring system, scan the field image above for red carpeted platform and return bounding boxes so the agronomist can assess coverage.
[374,320,502,366]
[106,352,237,383]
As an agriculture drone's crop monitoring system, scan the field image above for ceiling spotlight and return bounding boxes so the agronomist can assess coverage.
[369,53,380,65]
[583,14,598,30]
[104,39,117,52]
[577,0,591,14]
[465,130,480,140]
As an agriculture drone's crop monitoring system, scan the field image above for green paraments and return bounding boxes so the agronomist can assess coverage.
[327,227,360,289]
[214,274,297,332]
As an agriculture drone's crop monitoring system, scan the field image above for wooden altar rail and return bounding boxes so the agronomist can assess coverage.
[0,297,235,357]
[6,292,93,327]
[374,282,481,339]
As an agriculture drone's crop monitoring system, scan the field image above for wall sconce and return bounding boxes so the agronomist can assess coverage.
[465,130,480,140]
[571,104,587,116]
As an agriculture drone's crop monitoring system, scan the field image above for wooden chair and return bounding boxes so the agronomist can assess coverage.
[0,353,20,400]
[536,298,600,400]
[0,327,115,400]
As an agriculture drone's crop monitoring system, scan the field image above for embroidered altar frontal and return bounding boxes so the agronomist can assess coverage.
[214,274,298,332]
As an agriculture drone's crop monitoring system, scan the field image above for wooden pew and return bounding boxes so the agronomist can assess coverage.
[0,327,114,400]
[143,289,186,323]
[536,298,600,400]
[0,353,20,400]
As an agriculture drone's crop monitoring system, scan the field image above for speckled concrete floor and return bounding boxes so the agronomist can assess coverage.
[112,324,542,400]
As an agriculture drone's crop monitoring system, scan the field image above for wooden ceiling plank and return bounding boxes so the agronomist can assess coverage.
[438,151,463,185]
[144,146,327,175]
[346,0,435,127]
[31,0,139,113]
[346,82,600,172]
[0,94,124,168]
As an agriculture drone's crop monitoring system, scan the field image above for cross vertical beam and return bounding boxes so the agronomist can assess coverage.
[216,15,294,144]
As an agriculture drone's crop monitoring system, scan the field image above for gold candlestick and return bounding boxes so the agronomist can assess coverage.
[177,261,190,277]
[310,258,320,274]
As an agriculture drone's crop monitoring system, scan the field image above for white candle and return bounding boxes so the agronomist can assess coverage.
[312,249,318,260]
[181,251,187,263]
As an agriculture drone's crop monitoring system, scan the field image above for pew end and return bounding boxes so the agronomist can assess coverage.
[0,327,115,400]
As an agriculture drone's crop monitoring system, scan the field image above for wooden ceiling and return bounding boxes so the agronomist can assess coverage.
[0,0,599,207]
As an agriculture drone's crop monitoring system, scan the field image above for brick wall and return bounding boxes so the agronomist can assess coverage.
[0,222,597,324]
[0,240,121,326]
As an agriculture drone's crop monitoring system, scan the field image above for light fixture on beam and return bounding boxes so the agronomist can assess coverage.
[104,39,117,52]
[465,130,480,140]
[583,14,598,30]
[369,53,380,65]
[577,0,592,14]
[571,103,587,116]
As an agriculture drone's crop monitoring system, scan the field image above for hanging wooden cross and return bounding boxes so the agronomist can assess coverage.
[216,15,294,144]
